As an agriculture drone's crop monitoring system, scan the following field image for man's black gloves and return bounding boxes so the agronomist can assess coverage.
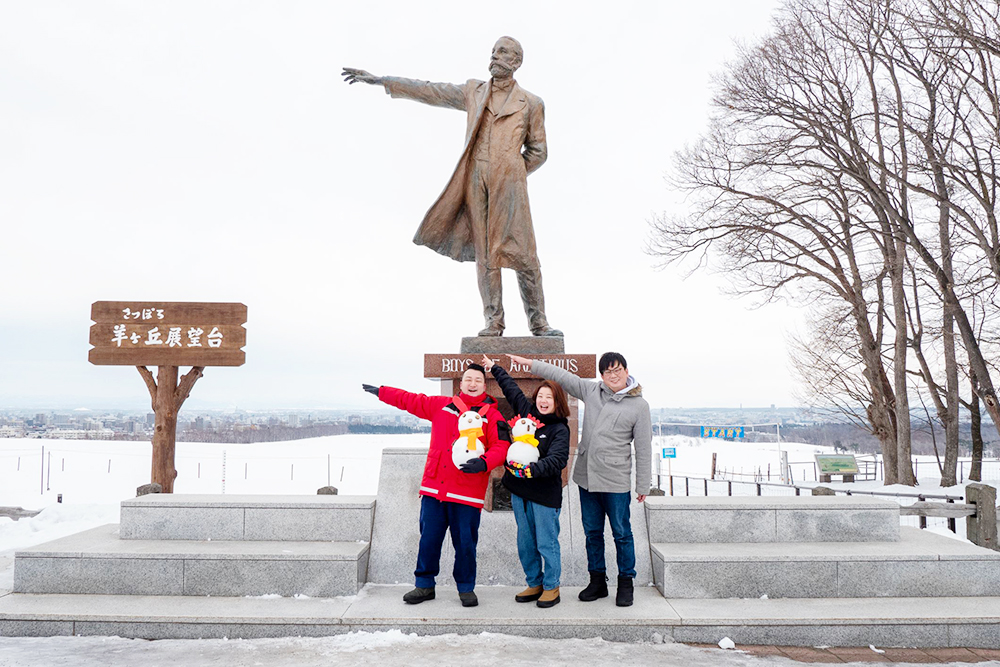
[459,456,488,474]
[362,384,379,396]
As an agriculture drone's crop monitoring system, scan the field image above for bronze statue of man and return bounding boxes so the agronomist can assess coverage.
[343,37,562,337]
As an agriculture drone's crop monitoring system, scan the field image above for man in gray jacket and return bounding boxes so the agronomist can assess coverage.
[508,352,651,607]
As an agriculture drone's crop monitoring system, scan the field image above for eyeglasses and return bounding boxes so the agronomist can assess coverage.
[602,366,626,377]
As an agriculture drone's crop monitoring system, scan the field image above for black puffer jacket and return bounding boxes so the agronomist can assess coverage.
[491,365,569,508]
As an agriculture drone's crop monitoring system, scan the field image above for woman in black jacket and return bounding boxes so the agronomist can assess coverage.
[482,355,570,608]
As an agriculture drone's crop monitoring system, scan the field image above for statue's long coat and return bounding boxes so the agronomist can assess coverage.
[383,76,546,272]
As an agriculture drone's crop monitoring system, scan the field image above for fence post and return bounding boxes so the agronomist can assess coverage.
[756,483,761,496]
[728,481,732,497]
[669,475,674,496]
[966,483,998,551]
[704,479,708,496]
[918,495,927,529]
[685,477,689,496]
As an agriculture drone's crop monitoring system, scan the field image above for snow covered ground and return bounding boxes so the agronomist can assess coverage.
[2,433,999,666]
[0,632,828,667]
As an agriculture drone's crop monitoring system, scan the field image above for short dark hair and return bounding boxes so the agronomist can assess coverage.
[464,363,487,381]
[598,352,628,374]
[533,381,570,419]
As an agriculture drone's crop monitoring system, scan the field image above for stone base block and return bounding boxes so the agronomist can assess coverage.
[644,496,900,543]
[459,336,565,354]
[13,525,369,597]
[652,528,1000,598]
[119,494,376,542]
[366,448,652,587]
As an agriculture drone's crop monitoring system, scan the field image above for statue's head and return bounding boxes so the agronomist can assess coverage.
[489,36,522,80]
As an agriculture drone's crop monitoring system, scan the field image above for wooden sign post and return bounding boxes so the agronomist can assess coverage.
[89,301,247,493]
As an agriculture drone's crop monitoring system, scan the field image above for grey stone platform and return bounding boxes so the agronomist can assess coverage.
[367,448,651,587]
[3,585,1000,648]
[13,524,369,597]
[460,336,564,354]
[651,527,1000,599]
[120,494,376,541]
[644,495,901,543]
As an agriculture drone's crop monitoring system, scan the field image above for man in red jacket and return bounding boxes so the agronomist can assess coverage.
[363,363,509,607]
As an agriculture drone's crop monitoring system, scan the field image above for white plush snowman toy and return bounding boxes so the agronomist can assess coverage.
[451,409,487,469]
[506,415,542,466]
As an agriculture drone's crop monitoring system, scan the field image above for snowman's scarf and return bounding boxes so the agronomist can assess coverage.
[459,426,485,451]
[512,433,539,448]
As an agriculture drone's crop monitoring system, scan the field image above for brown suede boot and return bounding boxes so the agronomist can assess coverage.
[536,587,560,608]
[515,585,544,603]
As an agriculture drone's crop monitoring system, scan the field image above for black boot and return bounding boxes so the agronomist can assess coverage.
[403,587,435,604]
[578,571,609,602]
[616,576,634,607]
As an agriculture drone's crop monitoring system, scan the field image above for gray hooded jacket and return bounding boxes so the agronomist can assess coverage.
[531,360,652,495]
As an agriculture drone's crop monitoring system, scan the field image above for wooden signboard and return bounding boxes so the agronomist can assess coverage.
[89,301,247,493]
[89,301,247,367]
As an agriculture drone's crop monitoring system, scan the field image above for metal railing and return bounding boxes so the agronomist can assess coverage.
[654,472,967,533]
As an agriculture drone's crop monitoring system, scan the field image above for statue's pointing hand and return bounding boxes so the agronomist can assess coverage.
[342,67,382,86]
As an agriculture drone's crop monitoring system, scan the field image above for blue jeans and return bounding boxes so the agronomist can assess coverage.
[511,493,562,590]
[414,495,482,593]
[579,487,636,578]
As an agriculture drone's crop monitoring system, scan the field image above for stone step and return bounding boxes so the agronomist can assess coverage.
[644,495,901,543]
[2,586,1000,648]
[13,524,368,598]
[119,494,376,541]
[651,527,1000,599]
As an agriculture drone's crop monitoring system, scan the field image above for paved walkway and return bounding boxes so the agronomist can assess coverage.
[688,643,1000,663]
[3,585,1000,652]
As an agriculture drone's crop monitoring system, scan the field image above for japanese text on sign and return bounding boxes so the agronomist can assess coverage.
[110,325,223,348]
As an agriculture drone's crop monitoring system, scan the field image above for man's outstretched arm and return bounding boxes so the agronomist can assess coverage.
[342,67,468,111]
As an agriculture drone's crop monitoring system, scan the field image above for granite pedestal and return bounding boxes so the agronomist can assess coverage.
[366,447,651,588]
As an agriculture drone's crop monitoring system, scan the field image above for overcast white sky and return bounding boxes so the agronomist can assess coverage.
[0,0,802,411]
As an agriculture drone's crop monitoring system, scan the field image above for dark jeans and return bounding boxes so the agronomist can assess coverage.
[579,486,636,579]
[414,495,482,593]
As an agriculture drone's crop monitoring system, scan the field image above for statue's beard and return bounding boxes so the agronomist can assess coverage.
[490,62,513,77]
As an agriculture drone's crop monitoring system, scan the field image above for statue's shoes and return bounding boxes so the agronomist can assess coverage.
[478,326,504,337]
[531,327,564,337]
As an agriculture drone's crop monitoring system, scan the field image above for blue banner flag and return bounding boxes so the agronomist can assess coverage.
[700,426,745,439]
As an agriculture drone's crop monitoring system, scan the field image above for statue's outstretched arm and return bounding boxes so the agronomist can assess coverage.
[342,67,383,86]
[343,66,467,111]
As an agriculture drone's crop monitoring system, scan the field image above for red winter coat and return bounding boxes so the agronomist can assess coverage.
[378,387,510,509]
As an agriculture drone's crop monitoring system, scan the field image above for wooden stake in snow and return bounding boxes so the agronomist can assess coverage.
[88,301,247,493]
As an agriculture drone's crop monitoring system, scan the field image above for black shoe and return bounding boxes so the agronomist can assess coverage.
[459,591,479,607]
[403,586,435,604]
[578,571,609,602]
[616,576,634,607]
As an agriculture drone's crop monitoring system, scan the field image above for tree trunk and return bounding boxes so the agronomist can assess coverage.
[970,369,984,482]
[151,366,179,492]
[854,300,899,484]
[138,365,204,494]
[891,237,915,485]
